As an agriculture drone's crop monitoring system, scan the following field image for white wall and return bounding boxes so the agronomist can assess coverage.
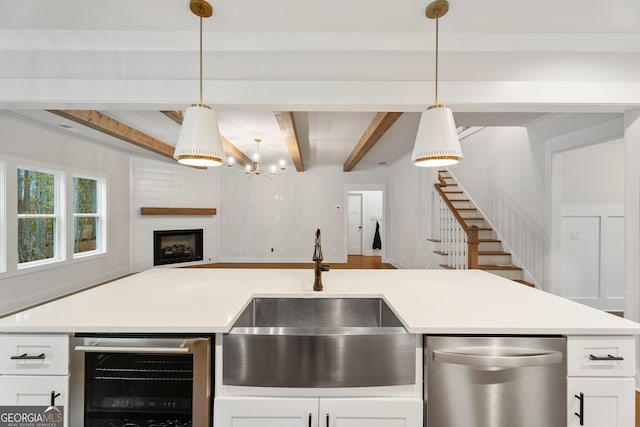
[218,166,389,263]
[624,109,640,323]
[555,139,625,310]
[0,112,130,316]
[132,157,220,271]
[386,153,437,269]
[560,139,625,205]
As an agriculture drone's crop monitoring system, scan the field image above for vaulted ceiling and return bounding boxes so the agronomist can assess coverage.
[2,0,639,170]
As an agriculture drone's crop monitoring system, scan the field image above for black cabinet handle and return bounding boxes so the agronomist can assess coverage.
[308,413,312,427]
[326,413,330,427]
[10,353,46,360]
[574,392,584,426]
[589,354,624,361]
[50,391,61,406]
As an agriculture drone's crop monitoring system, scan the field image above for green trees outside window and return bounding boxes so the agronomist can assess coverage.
[17,169,56,263]
[14,167,105,268]
[73,177,99,254]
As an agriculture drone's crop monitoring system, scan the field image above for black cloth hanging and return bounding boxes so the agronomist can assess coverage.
[373,221,382,250]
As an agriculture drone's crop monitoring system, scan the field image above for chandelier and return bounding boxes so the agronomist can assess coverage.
[227,139,286,178]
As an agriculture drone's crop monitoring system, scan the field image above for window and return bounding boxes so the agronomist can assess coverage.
[17,168,58,264]
[73,176,103,255]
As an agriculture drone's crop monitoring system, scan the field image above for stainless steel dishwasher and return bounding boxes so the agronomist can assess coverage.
[425,336,566,427]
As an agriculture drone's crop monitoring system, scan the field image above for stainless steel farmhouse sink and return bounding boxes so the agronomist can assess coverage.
[222,298,416,388]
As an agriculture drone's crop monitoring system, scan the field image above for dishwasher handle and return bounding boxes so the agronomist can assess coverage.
[433,347,563,370]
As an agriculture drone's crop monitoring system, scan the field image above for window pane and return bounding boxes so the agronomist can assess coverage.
[73,177,97,214]
[18,218,55,263]
[74,217,98,253]
[17,169,55,214]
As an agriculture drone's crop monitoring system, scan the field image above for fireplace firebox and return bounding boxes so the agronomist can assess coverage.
[154,229,204,266]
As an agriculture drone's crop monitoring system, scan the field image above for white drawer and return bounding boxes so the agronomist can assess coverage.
[0,334,69,375]
[567,336,636,377]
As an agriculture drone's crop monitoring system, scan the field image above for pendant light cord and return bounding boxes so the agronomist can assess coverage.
[435,16,439,106]
[199,15,203,107]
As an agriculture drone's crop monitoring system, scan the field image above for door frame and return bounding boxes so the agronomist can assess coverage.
[343,184,386,263]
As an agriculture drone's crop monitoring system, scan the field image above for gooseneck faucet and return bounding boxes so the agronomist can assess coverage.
[312,228,330,291]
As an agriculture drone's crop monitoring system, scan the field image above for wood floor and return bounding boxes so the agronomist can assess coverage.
[192,255,396,270]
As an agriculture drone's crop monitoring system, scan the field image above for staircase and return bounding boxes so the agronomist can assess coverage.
[430,170,536,287]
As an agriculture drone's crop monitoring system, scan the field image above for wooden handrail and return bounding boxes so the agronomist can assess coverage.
[434,183,468,232]
[434,178,480,269]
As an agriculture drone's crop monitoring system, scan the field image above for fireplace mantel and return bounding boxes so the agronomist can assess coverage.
[140,207,217,216]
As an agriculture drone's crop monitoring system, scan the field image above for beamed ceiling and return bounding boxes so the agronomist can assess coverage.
[1,0,639,170]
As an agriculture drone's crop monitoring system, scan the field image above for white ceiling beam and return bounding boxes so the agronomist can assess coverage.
[2,31,639,53]
[4,80,639,113]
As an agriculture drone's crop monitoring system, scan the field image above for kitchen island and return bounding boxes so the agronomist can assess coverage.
[0,268,638,427]
[0,268,638,335]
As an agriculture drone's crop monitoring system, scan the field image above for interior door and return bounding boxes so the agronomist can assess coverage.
[347,194,363,255]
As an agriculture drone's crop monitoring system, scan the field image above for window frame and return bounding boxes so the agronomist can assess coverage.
[72,174,107,258]
[16,165,66,269]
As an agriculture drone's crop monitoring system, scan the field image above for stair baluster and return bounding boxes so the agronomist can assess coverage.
[434,173,473,270]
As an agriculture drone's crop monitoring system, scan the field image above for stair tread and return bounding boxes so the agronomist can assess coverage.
[478,251,510,255]
[433,251,448,255]
[439,264,456,270]
[478,239,501,243]
[427,238,441,243]
[478,265,522,271]
[443,190,463,194]
[456,208,477,211]
[513,279,536,287]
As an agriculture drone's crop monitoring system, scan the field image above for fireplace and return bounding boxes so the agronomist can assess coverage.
[154,229,204,266]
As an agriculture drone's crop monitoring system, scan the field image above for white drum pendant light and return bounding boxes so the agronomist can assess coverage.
[411,0,463,167]
[174,0,225,167]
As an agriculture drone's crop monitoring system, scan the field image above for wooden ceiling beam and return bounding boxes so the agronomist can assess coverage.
[274,111,304,172]
[49,110,176,160]
[343,112,403,172]
[161,110,253,168]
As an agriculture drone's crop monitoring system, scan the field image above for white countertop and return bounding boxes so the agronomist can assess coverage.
[1,268,639,335]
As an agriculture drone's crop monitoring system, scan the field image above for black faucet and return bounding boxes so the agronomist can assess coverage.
[312,229,330,291]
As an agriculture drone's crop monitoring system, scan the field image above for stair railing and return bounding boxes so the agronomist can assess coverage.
[434,174,479,270]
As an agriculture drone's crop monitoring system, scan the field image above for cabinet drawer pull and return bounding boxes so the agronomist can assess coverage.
[326,413,330,427]
[308,413,312,427]
[10,353,46,360]
[589,354,624,361]
[574,392,584,426]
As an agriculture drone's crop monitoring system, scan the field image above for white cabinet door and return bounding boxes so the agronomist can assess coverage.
[319,398,422,427]
[567,377,635,427]
[215,396,318,427]
[0,375,69,427]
